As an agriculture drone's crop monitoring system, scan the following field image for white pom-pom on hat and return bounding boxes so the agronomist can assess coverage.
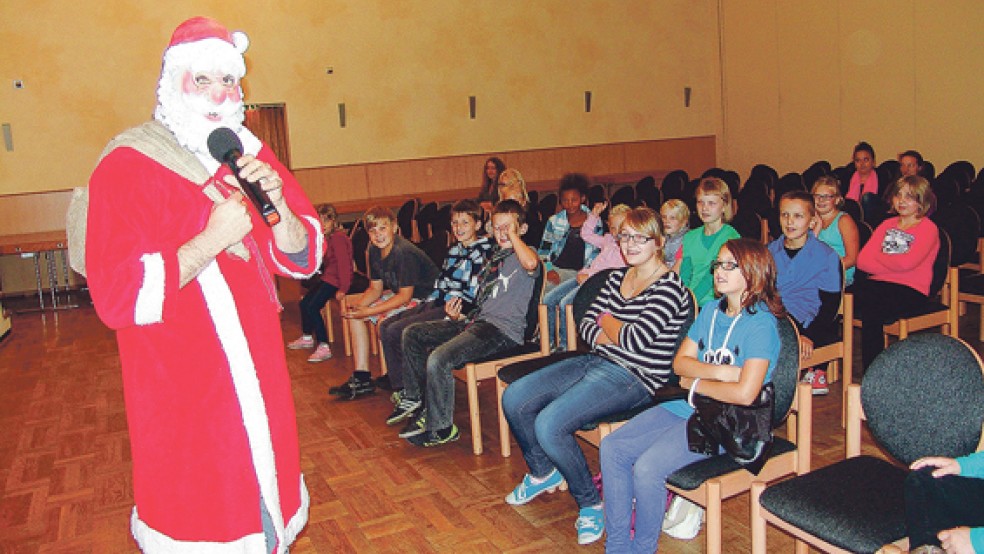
[167,16,249,54]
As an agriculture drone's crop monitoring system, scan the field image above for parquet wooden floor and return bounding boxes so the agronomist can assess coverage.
[0,289,977,553]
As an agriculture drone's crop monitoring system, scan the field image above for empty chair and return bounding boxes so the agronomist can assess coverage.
[721,170,741,200]
[773,173,805,207]
[749,164,779,195]
[433,203,453,236]
[802,160,832,188]
[737,178,772,218]
[537,192,558,222]
[842,197,863,227]
[941,160,975,192]
[587,183,606,209]
[751,333,984,554]
[661,170,689,201]
[415,201,437,242]
[730,209,766,243]
[609,184,636,207]
[396,198,418,240]
[636,176,662,209]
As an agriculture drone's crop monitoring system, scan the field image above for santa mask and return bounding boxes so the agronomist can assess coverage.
[154,17,250,163]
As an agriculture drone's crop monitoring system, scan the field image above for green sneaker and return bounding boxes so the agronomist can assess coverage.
[408,424,459,447]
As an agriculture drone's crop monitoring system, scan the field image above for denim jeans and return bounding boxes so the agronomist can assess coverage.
[501,354,652,509]
[378,302,446,389]
[402,319,517,431]
[599,406,708,554]
[299,282,339,344]
[542,277,581,350]
[905,466,984,549]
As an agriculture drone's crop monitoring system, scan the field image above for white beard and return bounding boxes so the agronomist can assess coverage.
[155,82,245,161]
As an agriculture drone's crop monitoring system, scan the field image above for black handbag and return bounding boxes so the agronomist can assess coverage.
[685,382,775,475]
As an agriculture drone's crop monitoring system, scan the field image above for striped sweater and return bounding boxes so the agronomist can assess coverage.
[580,269,692,395]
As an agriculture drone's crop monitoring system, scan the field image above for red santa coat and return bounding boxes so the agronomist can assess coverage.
[86,126,320,552]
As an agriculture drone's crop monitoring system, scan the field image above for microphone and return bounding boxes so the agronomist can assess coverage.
[207,127,281,226]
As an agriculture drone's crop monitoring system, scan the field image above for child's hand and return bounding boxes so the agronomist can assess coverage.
[910,457,961,477]
[938,527,974,554]
[335,290,347,302]
[811,214,823,232]
[344,306,370,319]
[591,201,608,217]
[444,297,463,320]
[547,270,560,285]
[576,272,589,284]
[799,336,814,360]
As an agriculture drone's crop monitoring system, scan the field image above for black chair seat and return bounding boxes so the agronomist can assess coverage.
[666,438,797,490]
[497,351,583,384]
[959,273,984,296]
[759,456,907,553]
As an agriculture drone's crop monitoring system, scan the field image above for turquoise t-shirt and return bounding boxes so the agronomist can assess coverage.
[678,224,740,307]
[663,301,780,419]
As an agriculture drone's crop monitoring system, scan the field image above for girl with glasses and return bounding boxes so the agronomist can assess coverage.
[501,207,692,546]
[811,176,860,286]
[600,238,784,552]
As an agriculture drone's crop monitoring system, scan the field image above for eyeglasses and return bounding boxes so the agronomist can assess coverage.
[813,193,837,201]
[615,233,655,245]
[710,260,740,272]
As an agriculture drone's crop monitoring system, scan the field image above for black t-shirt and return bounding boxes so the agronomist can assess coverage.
[553,226,586,270]
[369,236,440,298]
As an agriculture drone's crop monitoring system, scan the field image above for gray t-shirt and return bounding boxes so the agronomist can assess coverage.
[474,251,540,344]
[369,235,439,299]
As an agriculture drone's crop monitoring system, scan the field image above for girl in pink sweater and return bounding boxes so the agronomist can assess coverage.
[853,176,939,368]
[543,201,630,350]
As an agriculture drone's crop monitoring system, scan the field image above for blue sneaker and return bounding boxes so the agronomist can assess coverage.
[575,504,604,545]
[505,468,565,505]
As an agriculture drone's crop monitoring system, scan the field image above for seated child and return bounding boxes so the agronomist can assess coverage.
[502,206,692,545]
[661,199,690,266]
[380,199,493,408]
[768,191,841,395]
[542,201,629,351]
[328,206,439,399]
[538,173,602,295]
[676,177,740,307]
[287,203,353,362]
[392,200,541,447]
[600,238,783,553]
[812,176,859,286]
[854,176,939,370]
[905,452,984,554]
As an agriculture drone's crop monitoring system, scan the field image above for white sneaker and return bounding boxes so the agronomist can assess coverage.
[663,498,704,540]
[662,495,687,531]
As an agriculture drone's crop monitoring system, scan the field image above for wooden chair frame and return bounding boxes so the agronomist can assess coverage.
[751,340,984,554]
[800,266,853,426]
[456,304,550,455]
[958,237,984,341]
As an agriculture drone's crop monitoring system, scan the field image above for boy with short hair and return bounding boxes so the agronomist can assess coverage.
[378,199,494,404]
[768,190,841,394]
[394,199,541,447]
[329,206,439,399]
[538,173,602,294]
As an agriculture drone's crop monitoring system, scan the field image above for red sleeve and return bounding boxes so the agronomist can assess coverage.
[86,148,183,330]
[332,232,354,294]
[249,146,323,279]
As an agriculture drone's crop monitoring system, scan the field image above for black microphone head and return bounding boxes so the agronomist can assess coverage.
[207,127,243,164]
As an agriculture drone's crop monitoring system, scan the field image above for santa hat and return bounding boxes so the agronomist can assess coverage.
[161,16,249,76]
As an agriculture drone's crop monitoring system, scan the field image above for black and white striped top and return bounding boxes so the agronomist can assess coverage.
[580,269,692,396]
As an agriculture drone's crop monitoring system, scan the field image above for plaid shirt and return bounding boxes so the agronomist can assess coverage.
[428,236,494,304]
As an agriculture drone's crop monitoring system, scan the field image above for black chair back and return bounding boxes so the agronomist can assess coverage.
[433,203,453,235]
[842,198,863,226]
[587,184,606,209]
[610,185,636,208]
[522,265,547,344]
[538,193,558,223]
[396,199,417,239]
[928,227,952,298]
[941,160,975,192]
[350,223,370,275]
[415,201,437,242]
[772,316,802,425]
[932,203,980,267]
[749,164,779,193]
[737,178,772,218]
[862,333,984,465]
[661,170,689,201]
[731,209,764,241]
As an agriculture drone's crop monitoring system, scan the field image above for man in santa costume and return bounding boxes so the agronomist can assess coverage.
[86,16,318,553]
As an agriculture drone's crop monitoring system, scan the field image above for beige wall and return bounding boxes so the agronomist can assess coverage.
[0,0,721,196]
[718,1,984,181]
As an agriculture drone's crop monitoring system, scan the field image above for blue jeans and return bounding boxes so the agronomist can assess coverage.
[299,282,339,344]
[402,319,517,431]
[502,354,652,509]
[600,406,708,554]
[379,302,446,389]
[542,277,581,350]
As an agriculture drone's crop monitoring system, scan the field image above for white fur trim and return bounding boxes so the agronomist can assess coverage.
[129,478,306,554]
[135,253,165,325]
[163,38,246,77]
[131,507,267,553]
[197,262,287,551]
[231,31,249,54]
[269,214,324,279]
